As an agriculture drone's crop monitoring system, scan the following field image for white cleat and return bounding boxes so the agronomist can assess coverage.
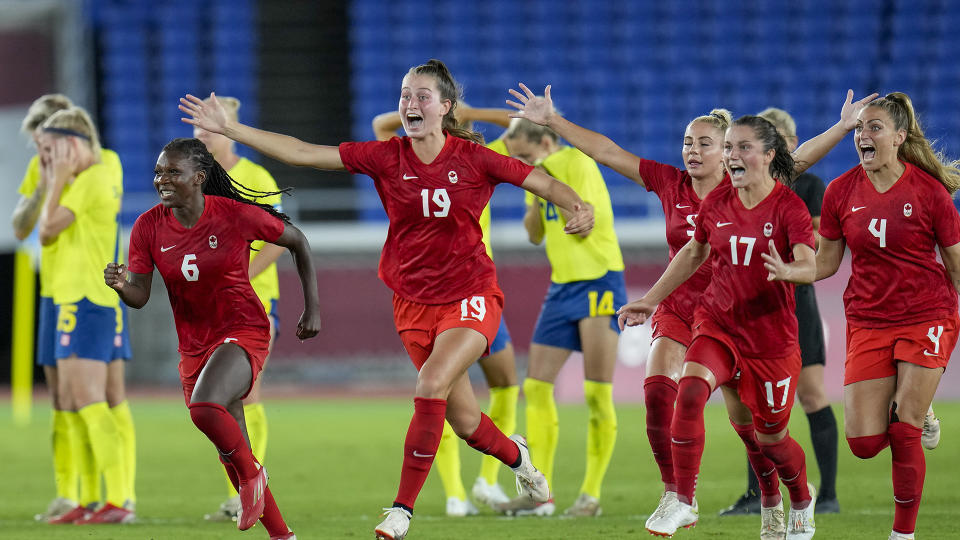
[509,434,550,503]
[760,499,787,540]
[563,493,602,517]
[204,495,240,522]
[645,491,678,530]
[472,477,510,507]
[374,507,411,540]
[34,497,78,522]
[493,494,555,516]
[786,484,816,540]
[646,498,698,537]
[445,496,479,517]
[922,411,941,450]
[888,531,915,539]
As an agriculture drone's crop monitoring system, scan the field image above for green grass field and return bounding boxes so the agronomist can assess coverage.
[1,398,958,539]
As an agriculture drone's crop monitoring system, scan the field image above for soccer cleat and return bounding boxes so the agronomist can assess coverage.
[718,489,761,516]
[47,504,93,524]
[814,495,840,514]
[563,493,602,517]
[786,484,816,540]
[445,496,479,517]
[760,500,787,540]
[34,497,78,522]
[888,532,915,540]
[508,434,550,503]
[645,491,678,530]
[75,503,135,524]
[646,498,698,537]
[237,466,268,531]
[204,495,240,522]
[493,495,555,516]
[922,411,941,450]
[270,532,297,540]
[472,477,510,507]
[374,506,411,540]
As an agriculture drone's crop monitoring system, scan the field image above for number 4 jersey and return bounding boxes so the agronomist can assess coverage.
[820,162,960,327]
[127,195,284,355]
[693,181,815,358]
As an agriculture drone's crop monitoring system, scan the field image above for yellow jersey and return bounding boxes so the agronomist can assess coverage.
[50,149,123,307]
[524,146,624,283]
[17,155,59,298]
[229,157,283,313]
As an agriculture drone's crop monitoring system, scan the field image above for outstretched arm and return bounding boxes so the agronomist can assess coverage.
[271,222,321,340]
[519,168,593,236]
[104,263,153,309]
[617,238,710,328]
[180,93,345,171]
[792,89,878,174]
[507,83,646,187]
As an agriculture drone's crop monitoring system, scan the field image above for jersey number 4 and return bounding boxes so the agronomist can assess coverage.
[869,218,887,247]
[181,254,200,281]
[421,188,450,217]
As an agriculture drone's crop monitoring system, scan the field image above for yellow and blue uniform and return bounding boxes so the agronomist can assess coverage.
[526,146,626,350]
[483,138,513,354]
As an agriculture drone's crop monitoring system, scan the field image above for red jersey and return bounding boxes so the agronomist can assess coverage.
[340,134,533,304]
[820,162,960,327]
[127,195,285,355]
[638,159,723,324]
[693,181,815,358]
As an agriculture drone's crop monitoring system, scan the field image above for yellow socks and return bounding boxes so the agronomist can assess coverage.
[581,380,617,499]
[78,402,127,507]
[523,378,558,487]
[110,400,136,505]
[226,402,269,497]
[434,420,467,500]
[52,410,79,502]
[66,411,100,506]
[479,385,518,485]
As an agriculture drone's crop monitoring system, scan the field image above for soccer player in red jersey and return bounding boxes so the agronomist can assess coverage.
[618,116,819,539]
[179,59,593,540]
[816,93,960,540]
[104,138,320,540]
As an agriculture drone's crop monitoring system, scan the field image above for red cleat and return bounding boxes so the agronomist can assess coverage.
[237,466,268,530]
[48,505,91,524]
[270,532,296,540]
[75,503,135,524]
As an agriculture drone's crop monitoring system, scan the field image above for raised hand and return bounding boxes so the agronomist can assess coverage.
[616,297,656,330]
[179,92,229,134]
[104,262,126,291]
[506,83,556,126]
[839,89,879,131]
[563,201,594,235]
[760,239,790,281]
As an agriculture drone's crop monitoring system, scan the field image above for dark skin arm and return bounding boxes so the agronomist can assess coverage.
[104,264,153,309]
[271,221,321,339]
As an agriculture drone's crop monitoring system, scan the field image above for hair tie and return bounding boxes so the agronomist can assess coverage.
[43,126,91,141]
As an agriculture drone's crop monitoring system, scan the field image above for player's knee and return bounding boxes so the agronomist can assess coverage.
[846,433,889,459]
[414,371,450,399]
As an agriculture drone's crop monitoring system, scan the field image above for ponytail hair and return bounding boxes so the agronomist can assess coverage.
[42,106,102,161]
[21,94,73,135]
[407,59,484,144]
[867,92,960,194]
[732,115,796,185]
[689,108,733,133]
[162,138,292,224]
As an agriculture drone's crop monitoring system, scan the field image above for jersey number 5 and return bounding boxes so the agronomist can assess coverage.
[421,188,450,218]
[181,254,200,281]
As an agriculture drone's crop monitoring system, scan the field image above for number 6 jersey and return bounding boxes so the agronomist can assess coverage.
[127,195,285,354]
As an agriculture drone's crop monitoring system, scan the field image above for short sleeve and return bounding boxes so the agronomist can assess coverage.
[477,145,534,187]
[784,195,816,250]
[693,205,710,244]
[236,201,285,244]
[637,159,683,195]
[930,186,960,248]
[18,156,41,196]
[339,140,389,178]
[127,214,155,274]
[818,181,843,241]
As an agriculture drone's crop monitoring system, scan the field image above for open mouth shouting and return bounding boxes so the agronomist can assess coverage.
[405,112,424,131]
[728,164,746,179]
[859,143,876,161]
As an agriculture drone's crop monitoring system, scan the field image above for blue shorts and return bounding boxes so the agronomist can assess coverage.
[531,270,627,352]
[55,298,132,362]
[37,296,57,367]
[268,298,280,337]
[485,316,512,356]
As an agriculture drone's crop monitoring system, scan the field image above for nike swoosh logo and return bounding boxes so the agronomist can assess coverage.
[764,422,779,428]
[160,245,176,252]
[893,496,915,504]
[771,407,787,413]
[671,438,692,445]
[412,450,434,458]
[717,222,733,227]
[675,204,690,209]
[851,206,866,212]
[923,350,939,356]
[403,174,418,180]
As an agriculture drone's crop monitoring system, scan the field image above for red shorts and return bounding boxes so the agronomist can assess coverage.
[393,287,504,370]
[690,320,802,434]
[179,330,271,405]
[845,315,959,385]
[651,305,693,347]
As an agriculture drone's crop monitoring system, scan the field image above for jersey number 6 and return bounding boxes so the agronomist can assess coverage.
[181,254,200,281]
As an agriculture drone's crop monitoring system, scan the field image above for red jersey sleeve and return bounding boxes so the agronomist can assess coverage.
[233,200,285,244]
[339,140,390,178]
[475,144,534,187]
[638,158,683,195]
[127,211,156,274]
[929,184,960,248]
[693,191,717,245]
[784,192,816,251]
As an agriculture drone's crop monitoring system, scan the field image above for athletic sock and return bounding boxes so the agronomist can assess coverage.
[219,455,289,536]
[188,402,258,480]
[434,420,466,500]
[479,385,518,485]
[466,412,521,466]
[889,421,924,535]
[671,377,711,505]
[68,411,101,506]
[644,375,678,492]
[580,380,617,498]
[759,434,811,509]
[523,378,558,487]
[110,400,137,504]
[730,421,780,507]
[52,409,79,502]
[78,401,127,507]
[221,402,269,498]
[394,397,446,510]
[807,405,838,500]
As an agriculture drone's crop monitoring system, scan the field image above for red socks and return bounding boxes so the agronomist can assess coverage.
[670,377,711,505]
[730,421,781,507]
[394,397,447,511]
[889,422,924,535]
[645,375,678,491]
[759,435,811,509]
[466,413,521,467]
[189,402,258,479]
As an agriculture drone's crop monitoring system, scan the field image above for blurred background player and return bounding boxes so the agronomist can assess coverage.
[816,92,960,540]
[105,137,321,539]
[34,106,136,524]
[193,94,287,522]
[372,103,520,516]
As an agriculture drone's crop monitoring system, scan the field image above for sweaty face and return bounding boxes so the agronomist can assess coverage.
[504,135,551,165]
[154,151,201,208]
[399,73,450,138]
[723,125,773,188]
[682,121,724,179]
[854,107,904,172]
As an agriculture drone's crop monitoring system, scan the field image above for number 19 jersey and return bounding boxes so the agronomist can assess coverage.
[127,195,285,355]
